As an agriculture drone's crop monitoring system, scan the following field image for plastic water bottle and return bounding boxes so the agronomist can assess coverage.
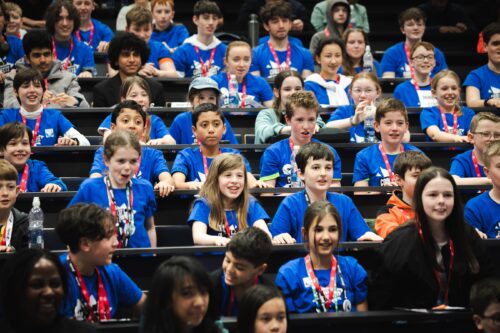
[248,14,260,48]
[364,105,376,143]
[28,197,44,249]
[228,74,239,108]
[290,145,302,187]
[362,45,374,73]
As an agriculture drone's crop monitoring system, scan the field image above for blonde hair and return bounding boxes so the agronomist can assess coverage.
[469,112,500,133]
[349,72,381,95]
[225,41,252,61]
[431,69,463,115]
[483,141,500,168]
[199,153,249,232]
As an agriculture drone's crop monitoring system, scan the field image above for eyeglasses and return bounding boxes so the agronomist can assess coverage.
[351,88,376,94]
[412,55,435,62]
[472,132,500,139]
[482,314,500,326]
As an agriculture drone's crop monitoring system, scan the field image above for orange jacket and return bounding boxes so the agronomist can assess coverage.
[375,190,415,238]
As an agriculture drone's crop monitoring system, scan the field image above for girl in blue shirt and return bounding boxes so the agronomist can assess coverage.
[340,28,382,77]
[70,130,157,249]
[276,201,368,313]
[150,0,189,53]
[188,153,271,246]
[212,41,273,108]
[326,72,381,143]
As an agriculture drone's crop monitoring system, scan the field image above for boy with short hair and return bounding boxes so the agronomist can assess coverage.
[89,100,175,197]
[353,98,421,187]
[56,203,146,322]
[250,0,314,79]
[72,0,114,53]
[375,151,432,238]
[470,277,500,333]
[125,5,177,78]
[150,0,189,53]
[381,7,447,78]
[171,0,227,78]
[451,112,500,185]
[0,159,28,252]
[464,22,500,108]
[172,103,263,189]
[260,91,341,188]
[4,2,27,39]
[464,141,500,238]
[211,227,273,317]
[270,142,382,244]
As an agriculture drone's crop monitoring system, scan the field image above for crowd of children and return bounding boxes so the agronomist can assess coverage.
[0,0,498,332]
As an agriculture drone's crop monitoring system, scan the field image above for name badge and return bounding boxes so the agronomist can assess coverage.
[417,90,437,107]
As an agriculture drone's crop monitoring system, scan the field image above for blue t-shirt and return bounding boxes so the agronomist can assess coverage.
[270,190,369,242]
[55,38,95,75]
[393,80,436,108]
[151,24,190,49]
[380,42,447,78]
[147,39,172,69]
[464,191,500,238]
[250,41,314,78]
[169,111,238,144]
[74,18,114,50]
[450,149,486,178]
[463,65,500,101]
[352,143,421,186]
[18,159,67,192]
[60,254,142,320]
[69,177,156,248]
[327,105,365,143]
[187,196,269,236]
[338,60,382,77]
[211,72,274,107]
[99,114,169,140]
[171,147,252,182]
[90,146,170,184]
[1,36,24,72]
[259,138,342,187]
[275,256,367,313]
[0,108,77,146]
[420,106,475,141]
[258,35,304,47]
[172,39,227,78]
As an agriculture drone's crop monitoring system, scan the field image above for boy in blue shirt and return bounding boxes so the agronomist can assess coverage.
[72,0,114,52]
[172,103,264,189]
[465,141,500,239]
[464,22,500,108]
[353,98,421,187]
[0,122,67,192]
[56,203,146,322]
[89,100,175,197]
[171,0,226,78]
[451,112,500,186]
[381,7,447,79]
[125,6,177,78]
[260,91,342,187]
[44,1,95,77]
[250,0,314,79]
[150,0,189,53]
[270,141,381,244]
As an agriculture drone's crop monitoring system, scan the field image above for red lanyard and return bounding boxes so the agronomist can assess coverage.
[267,40,291,72]
[404,42,417,81]
[379,144,404,182]
[104,177,134,248]
[0,212,14,247]
[223,212,235,239]
[52,38,74,71]
[200,147,220,176]
[227,276,258,315]
[76,21,94,47]
[471,151,482,178]
[323,27,330,37]
[19,164,29,192]
[288,137,295,152]
[304,254,337,311]
[226,73,246,107]
[194,46,216,77]
[21,112,42,146]
[438,107,458,135]
[67,254,110,322]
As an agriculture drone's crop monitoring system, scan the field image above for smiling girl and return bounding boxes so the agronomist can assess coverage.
[340,28,382,77]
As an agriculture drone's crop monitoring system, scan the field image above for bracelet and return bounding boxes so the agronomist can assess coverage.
[349,116,357,126]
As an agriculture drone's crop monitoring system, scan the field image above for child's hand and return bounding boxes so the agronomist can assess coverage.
[453,135,472,143]
[96,41,110,53]
[272,233,296,244]
[56,136,78,146]
[0,245,14,252]
[50,93,78,107]
[353,100,371,125]
[475,228,488,239]
[357,231,383,242]
[154,181,175,197]
[215,236,230,246]
[251,180,272,188]
[186,182,203,190]
[41,183,62,192]
[139,63,158,78]
[77,71,93,78]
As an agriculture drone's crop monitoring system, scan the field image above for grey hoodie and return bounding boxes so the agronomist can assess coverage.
[309,0,351,55]
[3,58,89,108]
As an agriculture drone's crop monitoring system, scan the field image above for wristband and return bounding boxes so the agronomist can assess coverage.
[484,98,491,107]
[349,116,356,126]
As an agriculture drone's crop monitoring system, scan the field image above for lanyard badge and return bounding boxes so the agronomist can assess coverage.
[104,177,134,248]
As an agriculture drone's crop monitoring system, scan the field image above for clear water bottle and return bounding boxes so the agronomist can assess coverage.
[248,14,260,48]
[228,74,240,108]
[362,45,374,73]
[28,197,44,249]
[364,105,376,143]
[290,145,302,187]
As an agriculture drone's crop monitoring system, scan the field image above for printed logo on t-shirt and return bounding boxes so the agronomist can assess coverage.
[114,203,137,235]
[61,56,79,75]
[191,60,220,78]
[489,86,500,99]
[45,128,54,138]
[0,58,11,73]
[402,64,411,78]
[495,221,500,238]
[266,60,296,78]
[303,277,312,288]
[197,171,207,183]
[379,167,391,186]
[217,222,237,237]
